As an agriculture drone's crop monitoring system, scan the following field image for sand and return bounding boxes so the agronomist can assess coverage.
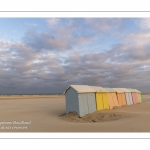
[61,111,130,123]
[0,94,150,132]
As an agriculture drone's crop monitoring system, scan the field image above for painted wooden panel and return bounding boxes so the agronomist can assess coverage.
[87,93,93,113]
[82,94,89,114]
[136,93,139,103]
[137,93,140,103]
[112,93,119,107]
[76,92,96,117]
[96,93,103,110]
[65,88,79,115]
[78,94,85,117]
[92,93,97,112]
[131,93,137,104]
[71,88,79,113]
[128,93,133,105]
[65,89,73,114]
[117,93,123,107]
[134,93,138,104]
[121,93,126,105]
[87,93,96,113]
[125,93,130,105]
[103,93,109,109]
[108,93,114,109]
[65,95,71,114]
[138,93,142,103]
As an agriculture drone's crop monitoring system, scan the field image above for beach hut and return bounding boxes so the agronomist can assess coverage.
[128,88,138,104]
[90,86,109,110]
[103,88,119,109]
[119,88,133,105]
[63,85,96,117]
[112,88,126,106]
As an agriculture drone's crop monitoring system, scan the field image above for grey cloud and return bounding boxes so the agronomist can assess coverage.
[84,18,123,32]
[1,19,150,94]
[22,30,72,52]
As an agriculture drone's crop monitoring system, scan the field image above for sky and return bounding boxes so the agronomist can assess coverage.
[0,18,150,94]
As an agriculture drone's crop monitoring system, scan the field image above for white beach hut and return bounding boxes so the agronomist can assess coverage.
[63,85,96,117]
[119,88,133,105]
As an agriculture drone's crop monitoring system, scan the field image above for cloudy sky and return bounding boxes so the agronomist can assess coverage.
[0,18,150,94]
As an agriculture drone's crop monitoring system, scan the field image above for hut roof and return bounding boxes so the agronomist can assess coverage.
[103,88,116,92]
[118,88,132,92]
[63,85,96,94]
[112,88,124,93]
[90,86,108,92]
[128,88,141,93]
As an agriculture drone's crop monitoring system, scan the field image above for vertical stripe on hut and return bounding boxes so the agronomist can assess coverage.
[128,89,139,104]
[134,89,142,103]
[90,86,109,110]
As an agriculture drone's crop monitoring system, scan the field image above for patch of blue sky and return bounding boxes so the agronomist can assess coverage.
[114,18,140,34]
[0,18,26,41]
[0,18,46,42]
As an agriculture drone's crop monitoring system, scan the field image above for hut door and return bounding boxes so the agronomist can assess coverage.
[78,94,87,117]
[125,93,130,105]
[87,93,96,113]
[96,93,103,110]
[128,93,133,105]
[103,93,109,109]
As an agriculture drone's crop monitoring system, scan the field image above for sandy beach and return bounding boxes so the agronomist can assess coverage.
[0,94,150,132]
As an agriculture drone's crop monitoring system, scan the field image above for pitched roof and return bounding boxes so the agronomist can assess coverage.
[118,88,132,92]
[112,88,124,93]
[63,85,96,94]
[103,88,116,92]
[90,86,108,92]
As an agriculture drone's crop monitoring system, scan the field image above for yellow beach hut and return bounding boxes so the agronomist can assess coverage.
[90,86,109,110]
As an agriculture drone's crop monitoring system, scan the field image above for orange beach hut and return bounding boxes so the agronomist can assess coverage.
[103,88,119,109]
[112,88,126,107]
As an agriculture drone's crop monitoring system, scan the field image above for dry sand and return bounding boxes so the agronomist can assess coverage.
[0,94,150,132]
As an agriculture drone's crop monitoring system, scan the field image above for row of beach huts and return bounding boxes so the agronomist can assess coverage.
[63,85,142,117]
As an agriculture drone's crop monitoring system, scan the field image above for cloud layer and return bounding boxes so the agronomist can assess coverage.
[0,18,150,94]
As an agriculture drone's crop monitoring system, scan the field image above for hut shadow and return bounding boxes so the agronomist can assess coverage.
[59,113,66,117]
